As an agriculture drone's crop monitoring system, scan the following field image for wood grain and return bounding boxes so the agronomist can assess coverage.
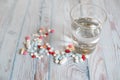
[0,0,120,80]
[87,0,120,80]
[10,0,50,80]
[0,0,31,80]
[101,0,120,79]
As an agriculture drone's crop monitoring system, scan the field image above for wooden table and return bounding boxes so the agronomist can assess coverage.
[0,0,120,80]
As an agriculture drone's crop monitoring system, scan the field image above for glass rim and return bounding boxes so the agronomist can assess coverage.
[70,3,107,26]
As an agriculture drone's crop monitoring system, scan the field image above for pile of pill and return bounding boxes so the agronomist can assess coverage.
[20,27,89,64]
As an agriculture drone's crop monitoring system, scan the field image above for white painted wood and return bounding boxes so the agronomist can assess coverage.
[0,0,120,80]
[87,0,120,80]
[11,0,50,80]
[0,0,31,80]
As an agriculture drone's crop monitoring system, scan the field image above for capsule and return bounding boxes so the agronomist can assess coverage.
[71,54,75,58]
[25,40,31,49]
[32,33,39,37]
[74,56,79,60]
[20,48,25,54]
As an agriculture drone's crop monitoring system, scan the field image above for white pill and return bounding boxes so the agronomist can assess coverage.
[40,55,43,58]
[48,29,51,32]
[47,45,51,48]
[26,40,31,48]
[72,54,75,57]
[30,53,34,56]
[61,52,65,54]
[46,43,49,46]
[32,33,39,37]
[47,53,49,56]
[55,50,59,54]
[34,52,37,55]
[80,58,84,62]
[39,30,42,33]
[59,57,67,64]
[49,49,53,52]
[43,35,47,37]
[33,47,37,50]
[53,54,57,57]
[36,54,39,58]
[75,56,79,60]
[38,39,42,43]
[55,60,59,64]
[75,59,79,63]
[34,39,37,41]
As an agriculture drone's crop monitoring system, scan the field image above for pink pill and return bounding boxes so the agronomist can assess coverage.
[23,51,28,55]
[39,36,43,39]
[68,44,73,48]
[50,29,55,33]
[25,36,30,40]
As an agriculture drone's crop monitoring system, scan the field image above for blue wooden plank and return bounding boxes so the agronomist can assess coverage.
[33,0,53,79]
[9,0,31,80]
[10,0,50,80]
[0,0,31,80]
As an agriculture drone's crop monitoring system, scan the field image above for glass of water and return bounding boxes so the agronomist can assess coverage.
[70,3,107,54]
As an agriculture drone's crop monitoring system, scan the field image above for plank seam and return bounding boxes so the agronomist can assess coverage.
[9,0,31,80]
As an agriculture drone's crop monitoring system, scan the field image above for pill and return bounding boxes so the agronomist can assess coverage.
[32,33,39,37]
[75,59,79,63]
[59,57,67,64]
[25,36,30,40]
[50,29,55,33]
[25,40,31,49]
[55,60,59,64]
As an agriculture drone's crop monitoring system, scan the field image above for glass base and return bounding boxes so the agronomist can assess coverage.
[73,45,97,55]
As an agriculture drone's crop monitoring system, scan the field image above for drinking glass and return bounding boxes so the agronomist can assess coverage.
[70,3,107,54]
